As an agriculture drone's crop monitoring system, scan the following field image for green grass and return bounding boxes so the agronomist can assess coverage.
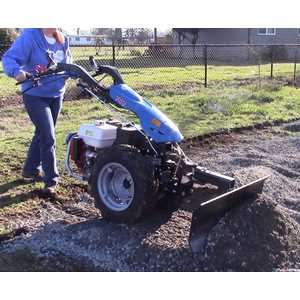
[1,81,300,179]
[0,65,18,97]
[1,59,299,98]
[71,46,148,60]
[1,79,300,218]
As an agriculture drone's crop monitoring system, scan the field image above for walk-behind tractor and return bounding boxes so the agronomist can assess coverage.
[19,56,268,252]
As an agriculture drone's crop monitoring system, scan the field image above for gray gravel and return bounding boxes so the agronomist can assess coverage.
[1,124,300,271]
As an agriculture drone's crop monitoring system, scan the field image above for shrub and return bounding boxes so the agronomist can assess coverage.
[251,79,284,92]
[249,91,275,103]
[260,46,288,63]
[0,28,18,59]
[129,49,143,56]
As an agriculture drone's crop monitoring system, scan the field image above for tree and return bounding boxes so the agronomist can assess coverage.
[93,28,113,36]
[136,28,152,43]
[124,28,138,43]
[0,28,18,59]
[92,28,124,44]
[123,28,152,44]
[113,28,123,44]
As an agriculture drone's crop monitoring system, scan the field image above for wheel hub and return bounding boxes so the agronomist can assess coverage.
[97,162,135,211]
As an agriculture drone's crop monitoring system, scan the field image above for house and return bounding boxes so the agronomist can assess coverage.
[172,28,300,63]
[173,28,300,45]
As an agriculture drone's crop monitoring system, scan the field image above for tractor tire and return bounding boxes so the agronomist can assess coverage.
[90,145,159,223]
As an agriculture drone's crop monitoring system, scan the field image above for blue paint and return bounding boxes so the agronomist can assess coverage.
[109,84,183,143]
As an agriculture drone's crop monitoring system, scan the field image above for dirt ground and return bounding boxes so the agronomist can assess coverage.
[0,122,300,271]
[0,86,85,109]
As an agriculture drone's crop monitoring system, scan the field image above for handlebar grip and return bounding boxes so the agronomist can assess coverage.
[15,72,33,85]
[26,73,33,80]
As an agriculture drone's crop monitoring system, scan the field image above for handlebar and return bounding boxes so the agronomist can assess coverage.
[16,70,54,85]
[15,61,125,104]
[16,60,124,86]
[93,65,124,85]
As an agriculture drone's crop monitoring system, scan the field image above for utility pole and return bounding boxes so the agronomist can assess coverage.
[154,28,157,44]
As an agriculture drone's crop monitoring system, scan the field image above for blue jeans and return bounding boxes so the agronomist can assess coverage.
[23,94,63,187]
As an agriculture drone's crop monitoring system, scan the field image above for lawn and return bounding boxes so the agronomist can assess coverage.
[0,65,18,97]
[1,78,300,178]
[1,48,300,195]
[1,61,299,99]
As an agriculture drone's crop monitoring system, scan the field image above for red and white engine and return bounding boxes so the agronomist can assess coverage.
[65,120,118,180]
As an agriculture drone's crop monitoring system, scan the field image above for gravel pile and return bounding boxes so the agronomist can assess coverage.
[203,194,300,271]
[0,125,300,271]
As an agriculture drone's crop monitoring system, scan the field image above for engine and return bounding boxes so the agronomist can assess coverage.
[65,120,118,180]
[65,119,194,195]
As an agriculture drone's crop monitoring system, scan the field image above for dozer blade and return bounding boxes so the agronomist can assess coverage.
[189,175,269,253]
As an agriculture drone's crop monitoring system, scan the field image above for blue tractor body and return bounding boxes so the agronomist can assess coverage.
[109,84,183,143]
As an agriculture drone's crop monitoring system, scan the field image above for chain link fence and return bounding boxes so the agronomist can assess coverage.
[1,43,300,98]
[66,44,300,96]
[1,43,300,118]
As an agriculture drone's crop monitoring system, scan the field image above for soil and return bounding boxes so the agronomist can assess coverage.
[0,123,300,271]
[0,86,87,109]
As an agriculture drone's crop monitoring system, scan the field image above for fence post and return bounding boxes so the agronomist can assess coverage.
[294,61,297,87]
[293,47,298,86]
[204,45,208,87]
[270,45,274,79]
[112,44,116,66]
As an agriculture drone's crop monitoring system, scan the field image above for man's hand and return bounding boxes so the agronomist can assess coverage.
[15,71,27,82]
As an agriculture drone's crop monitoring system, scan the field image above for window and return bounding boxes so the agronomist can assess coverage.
[86,37,91,42]
[75,36,80,41]
[298,29,300,35]
[257,28,276,35]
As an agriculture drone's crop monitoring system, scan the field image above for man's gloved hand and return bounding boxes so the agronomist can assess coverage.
[35,64,48,74]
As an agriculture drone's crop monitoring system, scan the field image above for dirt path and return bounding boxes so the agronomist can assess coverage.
[0,123,300,271]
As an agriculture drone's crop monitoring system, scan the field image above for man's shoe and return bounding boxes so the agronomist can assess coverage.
[42,184,57,196]
[22,170,44,182]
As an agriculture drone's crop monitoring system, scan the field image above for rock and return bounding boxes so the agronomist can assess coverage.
[283,121,300,132]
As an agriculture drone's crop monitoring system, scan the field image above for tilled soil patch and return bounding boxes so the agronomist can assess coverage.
[0,125,300,271]
[0,87,86,109]
[0,94,22,108]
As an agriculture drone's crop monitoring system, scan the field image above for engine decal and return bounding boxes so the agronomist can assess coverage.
[151,118,161,127]
[115,96,127,107]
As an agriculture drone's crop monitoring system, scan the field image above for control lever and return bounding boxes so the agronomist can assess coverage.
[46,51,56,68]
